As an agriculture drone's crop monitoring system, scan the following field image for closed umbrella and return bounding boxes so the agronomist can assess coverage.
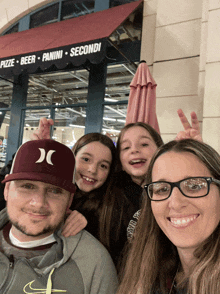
[125,61,160,133]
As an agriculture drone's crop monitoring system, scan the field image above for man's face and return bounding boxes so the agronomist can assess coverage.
[4,180,73,242]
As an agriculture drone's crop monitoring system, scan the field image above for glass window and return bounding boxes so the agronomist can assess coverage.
[30,3,59,28]
[61,0,95,20]
[106,63,133,102]
[110,0,135,8]
[54,107,86,148]
[3,23,19,35]
[102,104,127,144]
[22,106,86,147]
[0,111,10,167]
[28,70,89,107]
[22,109,51,143]
[0,78,13,107]
[101,62,134,143]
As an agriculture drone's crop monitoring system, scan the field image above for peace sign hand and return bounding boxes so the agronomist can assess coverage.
[175,109,202,142]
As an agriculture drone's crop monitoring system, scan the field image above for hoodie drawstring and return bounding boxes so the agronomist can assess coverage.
[46,268,55,294]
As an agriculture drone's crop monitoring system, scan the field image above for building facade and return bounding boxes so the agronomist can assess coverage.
[0,0,219,165]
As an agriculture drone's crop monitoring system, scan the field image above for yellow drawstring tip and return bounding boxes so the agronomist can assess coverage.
[46,268,55,294]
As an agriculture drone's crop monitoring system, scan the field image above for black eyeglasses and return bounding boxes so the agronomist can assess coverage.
[144,177,220,201]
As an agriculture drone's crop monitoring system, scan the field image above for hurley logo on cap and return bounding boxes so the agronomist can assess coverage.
[2,139,76,193]
[35,149,56,165]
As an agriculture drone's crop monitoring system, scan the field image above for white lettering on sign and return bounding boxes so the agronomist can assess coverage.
[70,42,102,57]
[0,58,15,68]
[42,50,63,62]
[20,55,36,65]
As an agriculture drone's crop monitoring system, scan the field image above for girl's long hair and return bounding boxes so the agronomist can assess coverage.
[117,139,220,294]
[99,123,163,254]
[71,133,116,221]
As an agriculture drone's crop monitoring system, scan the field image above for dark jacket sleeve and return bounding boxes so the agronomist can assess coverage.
[0,155,14,210]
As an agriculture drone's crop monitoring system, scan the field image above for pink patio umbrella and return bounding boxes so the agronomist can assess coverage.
[125,61,160,134]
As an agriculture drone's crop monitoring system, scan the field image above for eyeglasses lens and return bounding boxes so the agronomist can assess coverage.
[148,177,209,200]
[181,178,208,197]
[148,182,171,200]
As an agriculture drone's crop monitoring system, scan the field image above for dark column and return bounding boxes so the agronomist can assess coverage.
[84,0,110,134]
[6,73,29,163]
[85,60,107,133]
[0,102,9,129]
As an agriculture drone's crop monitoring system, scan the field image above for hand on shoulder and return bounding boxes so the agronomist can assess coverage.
[62,210,88,237]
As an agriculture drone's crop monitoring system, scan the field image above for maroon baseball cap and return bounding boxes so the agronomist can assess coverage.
[2,139,76,193]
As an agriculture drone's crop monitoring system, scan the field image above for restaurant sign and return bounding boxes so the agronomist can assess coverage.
[0,39,106,76]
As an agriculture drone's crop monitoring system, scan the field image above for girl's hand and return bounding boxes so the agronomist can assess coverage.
[30,117,54,140]
[176,109,202,142]
[62,210,88,237]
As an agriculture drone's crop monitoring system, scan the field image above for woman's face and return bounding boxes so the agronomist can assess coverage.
[119,126,158,186]
[151,151,220,258]
[75,141,112,193]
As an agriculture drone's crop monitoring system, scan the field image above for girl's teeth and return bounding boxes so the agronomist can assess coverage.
[83,176,94,182]
[131,159,146,164]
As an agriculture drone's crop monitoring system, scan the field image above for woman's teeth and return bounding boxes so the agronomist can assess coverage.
[169,215,198,227]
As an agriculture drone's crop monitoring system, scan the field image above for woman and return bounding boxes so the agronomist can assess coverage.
[118,139,220,294]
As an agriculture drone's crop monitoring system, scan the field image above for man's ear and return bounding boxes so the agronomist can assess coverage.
[67,193,74,210]
[4,180,10,202]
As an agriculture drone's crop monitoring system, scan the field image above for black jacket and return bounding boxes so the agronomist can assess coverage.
[0,156,13,211]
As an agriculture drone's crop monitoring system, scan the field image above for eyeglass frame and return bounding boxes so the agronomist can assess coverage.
[144,177,220,201]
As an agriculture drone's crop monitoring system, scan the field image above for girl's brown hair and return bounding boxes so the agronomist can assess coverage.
[71,133,116,232]
[99,123,163,257]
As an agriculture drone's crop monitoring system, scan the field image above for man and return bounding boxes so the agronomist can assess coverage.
[0,139,118,293]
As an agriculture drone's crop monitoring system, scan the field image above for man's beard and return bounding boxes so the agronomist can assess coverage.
[10,218,63,237]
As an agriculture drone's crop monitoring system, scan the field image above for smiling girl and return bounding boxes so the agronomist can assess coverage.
[68,133,116,238]
[98,123,163,263]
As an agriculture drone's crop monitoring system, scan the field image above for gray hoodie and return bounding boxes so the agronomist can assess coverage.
[0,209,118,294]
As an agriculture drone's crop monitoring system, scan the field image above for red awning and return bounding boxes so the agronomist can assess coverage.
[0,0,142,76]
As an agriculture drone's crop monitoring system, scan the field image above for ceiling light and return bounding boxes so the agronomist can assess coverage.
[103,117,116,121]
[117,119,126,123]
[69,124,85,128]
[102,128,120,133]
[104,98,118,102]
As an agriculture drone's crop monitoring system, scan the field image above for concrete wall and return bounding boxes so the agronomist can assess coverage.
[0,0,53,33]
[141,0,220,153]
[141,0,204,144]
